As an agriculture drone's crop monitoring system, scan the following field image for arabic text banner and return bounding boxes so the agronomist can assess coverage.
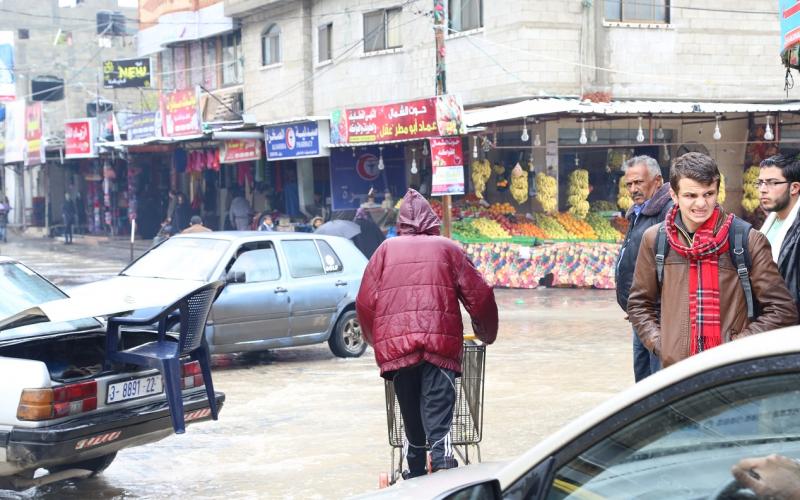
[783,1,800,51]
[220,139,262,163]
[265,121,320,160]
[330,94,466,144]
[0,31,15,102]
[24,102,43,166]
[430,137,465,196]
[160,89,201,137]
[65,119,97,159]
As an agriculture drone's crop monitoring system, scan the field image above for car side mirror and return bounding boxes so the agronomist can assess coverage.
[442,480,502,500]
[226,271,246,284]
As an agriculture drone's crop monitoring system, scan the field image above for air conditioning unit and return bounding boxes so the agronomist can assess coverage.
[96,10,126,36]
[31,76,64,102]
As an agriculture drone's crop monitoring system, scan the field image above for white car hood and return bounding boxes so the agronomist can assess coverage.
[70,276,208,312]
[352,461,507,499]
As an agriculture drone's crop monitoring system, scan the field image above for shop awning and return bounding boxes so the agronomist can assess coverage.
[464,98,800,127]
[97,134,208,149]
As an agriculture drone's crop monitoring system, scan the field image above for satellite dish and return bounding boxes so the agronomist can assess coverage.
[675,142,710,157]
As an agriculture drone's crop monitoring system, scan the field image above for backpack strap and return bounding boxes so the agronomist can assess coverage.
[729,217,755,321]
[655,223,668,288]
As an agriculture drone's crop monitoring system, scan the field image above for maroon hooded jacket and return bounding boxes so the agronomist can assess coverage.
[356,189,498,378]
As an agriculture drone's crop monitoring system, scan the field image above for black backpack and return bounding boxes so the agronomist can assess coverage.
[654,217,757,321]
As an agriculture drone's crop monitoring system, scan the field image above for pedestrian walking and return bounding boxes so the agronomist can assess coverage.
[627,152,797,369]
[0,195,9,243]
[614,155,673,382]
[181,215,212,234]
[356,189,498,479]
[758,154,800,318]
[352,208,385,258]
[172,193,190,232]
[229,189,251,231]
[62,193,76,245]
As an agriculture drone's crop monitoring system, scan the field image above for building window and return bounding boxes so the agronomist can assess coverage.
[449,0,482,32]
[318,23,332,62]
[160,48,174,90]
[261,24,281,66]
[203,38,218,90]
[173,45,187,90]
[222,30,243,86]
[605,0,669,23]
[363,7,402,53]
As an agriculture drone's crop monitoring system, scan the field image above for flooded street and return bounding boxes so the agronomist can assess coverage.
[2,239,632,498]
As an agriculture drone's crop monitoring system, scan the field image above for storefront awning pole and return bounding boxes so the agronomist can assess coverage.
[434,0,452,239]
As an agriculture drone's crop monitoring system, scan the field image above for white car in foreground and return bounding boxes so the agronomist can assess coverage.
[0,257,224,491]
[361,327,800,499]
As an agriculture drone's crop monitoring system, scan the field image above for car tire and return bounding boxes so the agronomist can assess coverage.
[328,310,366,358]
[48,452,117,477]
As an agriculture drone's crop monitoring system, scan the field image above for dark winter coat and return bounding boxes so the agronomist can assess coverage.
[352,217,385,259]
[62,199,76,225]
[615,183,673,312]
[355,189,498,378]
[776,215,800,318]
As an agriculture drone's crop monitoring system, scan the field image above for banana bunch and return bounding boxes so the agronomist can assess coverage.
[617,176,633,212]
[717,173,726,205]
[536,172,558,214]
[567,169,590,219]
[742,166,761,213]
[470,160,491,199]
[510,163,528,204]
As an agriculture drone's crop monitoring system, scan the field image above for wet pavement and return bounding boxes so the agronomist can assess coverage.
[0,235,632,499]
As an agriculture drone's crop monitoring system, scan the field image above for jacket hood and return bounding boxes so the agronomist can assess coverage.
[627,182,673,218]
[397,189,441,236]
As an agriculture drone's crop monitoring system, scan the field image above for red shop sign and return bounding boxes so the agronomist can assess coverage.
[24,102,43,166]
[220,139,262,164]
[429,137,465,196]
[65,119,97,159]
[330,94,466,144]
[160,89,201,137]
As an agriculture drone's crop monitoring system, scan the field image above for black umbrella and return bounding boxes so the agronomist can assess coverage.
[314,220,361,239]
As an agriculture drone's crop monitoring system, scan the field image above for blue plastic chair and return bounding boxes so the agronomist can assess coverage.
[105,281,225,434]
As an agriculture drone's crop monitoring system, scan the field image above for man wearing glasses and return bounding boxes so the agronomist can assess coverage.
[615,155,673,382]
[758,154,800,317]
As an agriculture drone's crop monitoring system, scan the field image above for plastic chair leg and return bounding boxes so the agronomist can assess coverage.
[161,359,186,434]
[194,345,218,421]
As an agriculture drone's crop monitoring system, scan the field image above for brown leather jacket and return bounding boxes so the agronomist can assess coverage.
[627,209,798,368]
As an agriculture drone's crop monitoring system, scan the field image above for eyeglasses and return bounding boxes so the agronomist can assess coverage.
[752,180,791,188]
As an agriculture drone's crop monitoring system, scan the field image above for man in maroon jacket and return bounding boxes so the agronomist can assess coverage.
[356,189,498,478]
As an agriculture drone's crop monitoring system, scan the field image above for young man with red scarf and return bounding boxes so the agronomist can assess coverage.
[627,152,797,369]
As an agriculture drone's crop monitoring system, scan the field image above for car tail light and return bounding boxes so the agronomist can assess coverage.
[181,361,204,389]
[17,381,98,421]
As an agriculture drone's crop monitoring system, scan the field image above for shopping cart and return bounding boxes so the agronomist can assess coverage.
[380,341,486,486]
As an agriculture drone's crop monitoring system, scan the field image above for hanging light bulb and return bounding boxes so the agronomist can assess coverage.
[590,122,598,143]
[713,116,722,141]
[410,148,418,174]
[636,117,645,143]
[656,123,665,141]
[533,133,541,147]
[764,115,775,141]
[482,136,491,153]
[377,146,385,170]
[579,118,588,145]
[351,147,356,157]
[422,141,429,156]
[663,143,670,161]
[521,118,530,142]
[472,136,478,158]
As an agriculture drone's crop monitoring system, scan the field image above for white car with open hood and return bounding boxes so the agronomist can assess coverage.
[0,257,224,491]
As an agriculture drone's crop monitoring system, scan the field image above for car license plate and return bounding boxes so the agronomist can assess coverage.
[106,375,163,404]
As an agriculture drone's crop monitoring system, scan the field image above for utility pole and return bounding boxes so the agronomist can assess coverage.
[433,0,452,238]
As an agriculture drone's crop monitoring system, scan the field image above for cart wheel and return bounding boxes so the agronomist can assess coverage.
[379,472,389,489]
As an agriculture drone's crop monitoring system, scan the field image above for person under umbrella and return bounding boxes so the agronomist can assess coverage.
[351,208,385,259]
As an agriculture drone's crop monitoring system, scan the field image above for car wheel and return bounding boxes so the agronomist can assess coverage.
[328,310,366,358]
[48,452,117,477]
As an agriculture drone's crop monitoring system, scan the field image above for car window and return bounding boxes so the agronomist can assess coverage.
[282,240,325,278]
[122,237,230,281]
[316,240,343,273]
[230,247,281,283]
[545,373,800,499]
[0,262,65,319]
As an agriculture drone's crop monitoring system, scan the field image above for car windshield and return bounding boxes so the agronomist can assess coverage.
[122,237,231,281]
[546,373,800,499]
[0,261,100,336]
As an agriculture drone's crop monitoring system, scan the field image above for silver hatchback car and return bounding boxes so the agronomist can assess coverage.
[71,232,369,358]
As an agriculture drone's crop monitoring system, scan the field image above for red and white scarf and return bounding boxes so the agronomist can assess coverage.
[665,205,734,355]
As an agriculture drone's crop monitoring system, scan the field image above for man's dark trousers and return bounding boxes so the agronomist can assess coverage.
[633,328,660,382]
[393,362,457,477]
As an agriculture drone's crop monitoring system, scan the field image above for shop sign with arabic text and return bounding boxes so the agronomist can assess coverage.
[429,137,465,196]
[65,119,96,159]
[103,58,152,88]
[220,139,262,164]
[160,89,201,137]
[265,121,320,160]
[329,94,466,144]
[125,112,160,140]
[24,102,43,166]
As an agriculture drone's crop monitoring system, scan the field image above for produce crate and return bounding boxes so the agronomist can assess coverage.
[510,236,538,246]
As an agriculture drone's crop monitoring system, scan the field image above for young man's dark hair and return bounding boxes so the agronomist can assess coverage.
[669,151,720,192]
[760,154,800,183]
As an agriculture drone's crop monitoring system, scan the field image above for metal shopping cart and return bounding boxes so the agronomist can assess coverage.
[380,341,486,486]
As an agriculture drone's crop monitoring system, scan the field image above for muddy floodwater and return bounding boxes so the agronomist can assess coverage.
[1,240,631,498]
